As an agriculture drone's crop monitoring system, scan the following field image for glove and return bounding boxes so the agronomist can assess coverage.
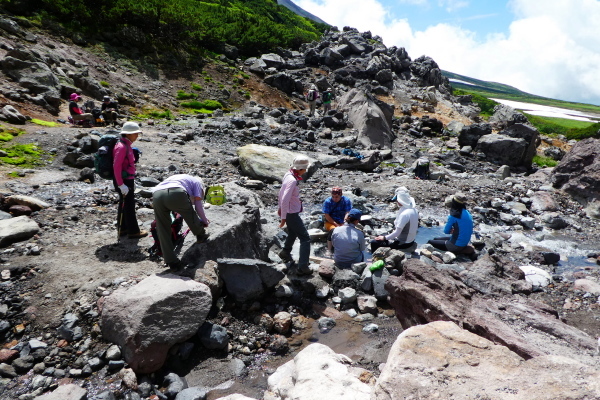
[118,184,129,196]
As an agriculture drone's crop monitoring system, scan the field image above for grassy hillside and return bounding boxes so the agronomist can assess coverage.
[443,70,600,115]
[0,0,329,60]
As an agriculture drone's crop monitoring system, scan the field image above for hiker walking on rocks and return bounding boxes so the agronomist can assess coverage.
[278,155,311,274]
[322,87,334,114]
[322,186,352,256]
[305,85,319,117]
[152,174,210,270]
[370,187,418,253]
[68,93,94,125]
[332,208,366,268]
[114,122,147,239]
[428,192,473,253]
[101,96,120,126]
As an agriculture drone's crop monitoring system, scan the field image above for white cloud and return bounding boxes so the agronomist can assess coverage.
[438,0,469,13]
[295,0,600,104]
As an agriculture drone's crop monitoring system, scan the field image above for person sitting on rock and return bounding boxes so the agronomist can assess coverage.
[322,186,352,256]
[370,187,419,253]
[68,93,94,125]
[322,87,334,114]
[101,95,120,126]
[428,192,473,254]
[152,174,210,270]
[305,84,319,117]
[331,208,366,269]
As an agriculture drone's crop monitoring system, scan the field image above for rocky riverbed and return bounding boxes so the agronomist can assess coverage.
[1,18,600,400]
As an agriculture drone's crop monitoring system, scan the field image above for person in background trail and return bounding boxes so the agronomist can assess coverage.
[322,186,352,256]
[278,155,311,274]
[101,95,120,126]
[331,208,366,268]
[370,187,419,253]
[305,84,319,117]
[428,192,473,253]
[68,93,94,124]
[152,174,210,270]
[322,87,334,114]
[113,121,147,239]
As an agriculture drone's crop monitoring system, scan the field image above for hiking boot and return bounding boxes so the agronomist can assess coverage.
[297,264,312,275]
[278,249,292,263]
[166,261,183,271]
[196,233,209,244]
[119,230,128,237]
[128,230,148,239]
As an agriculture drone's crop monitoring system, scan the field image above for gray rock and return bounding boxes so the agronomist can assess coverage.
[164,372,188,399]
[236,144,322,182]
[198,322,228,350]
[0,105,26,124]
[0,215,40,247]
[100,274,212,374]
[216,258,275,302]
[175,387,208,400]
[551,138,600,201]
[317,317,336,333]
[32,383,87,400]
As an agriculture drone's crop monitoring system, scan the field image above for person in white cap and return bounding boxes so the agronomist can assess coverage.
[278,155,311,274]
[370,187,419,253]
[113,121,147,239]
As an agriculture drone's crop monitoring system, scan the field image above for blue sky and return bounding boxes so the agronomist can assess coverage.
[294,0,600,106]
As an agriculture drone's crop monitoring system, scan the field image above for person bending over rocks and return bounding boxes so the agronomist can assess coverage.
[332,209,366,269]
[114,122,147,239]
[152,174,210,270]
[278,155,311,274]
[322,186,352,256]
[370,187,419,253]
[428,192,473,253]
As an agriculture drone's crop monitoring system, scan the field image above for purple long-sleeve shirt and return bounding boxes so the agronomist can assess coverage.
[153,174,208,223]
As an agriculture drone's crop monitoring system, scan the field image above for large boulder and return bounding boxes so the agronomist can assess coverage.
[216,258,285,302]
[385,257,596,359]
[0,215,40,247]
[458,123,492,148]
[100,274,212,374]
[337,89,394,149]
[5,194,50,211]
[551,138,600,201]
[475,133,529,167]
[409,56,447,88]
[236,144,322,182]
[0,105,26,124]
[488,104,529,130]
[264,72,302,95]
[266,343,373,400]
[501,123,540,166]
[182,205,268,266]
[373,321,600,400]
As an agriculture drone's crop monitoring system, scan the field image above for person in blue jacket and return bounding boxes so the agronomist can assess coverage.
[428,192,473,253]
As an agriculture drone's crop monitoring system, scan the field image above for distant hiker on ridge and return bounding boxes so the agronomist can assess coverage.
[305,84,319,117]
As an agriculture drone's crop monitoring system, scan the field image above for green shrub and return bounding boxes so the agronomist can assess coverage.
[31,119,60,127]
[453,89,498,118]
[100,81,110,87]
[204,76,213,83]
[523,113,599,140]
[0,125,24,142]
[191,82,202,91]
[176,90,196,100]
[240,72,250,79]
[0,144,43,166]
[533,155,558,168]
[180,99,222,110]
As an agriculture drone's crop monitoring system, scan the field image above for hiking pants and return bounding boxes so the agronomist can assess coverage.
[102,110,118,125]
[308,101,317,117]
[428,237,466,253]
[283,212,310,269]
[72,113,94,123]
[370,239,415,254]
[114,178,140,235]
[152,187,206,264]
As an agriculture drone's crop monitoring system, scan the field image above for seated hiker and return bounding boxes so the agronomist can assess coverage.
[322,186,352,255]
[101,95,120,126]
[68,93,94,124]
[370,187,419,253]
[152,174,210,270]
[428,192,473,253]
[331,209,366,269]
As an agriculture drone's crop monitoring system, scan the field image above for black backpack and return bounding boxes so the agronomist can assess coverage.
[148,212,190,257]
[323,91,332,102]
[94,134,122,180]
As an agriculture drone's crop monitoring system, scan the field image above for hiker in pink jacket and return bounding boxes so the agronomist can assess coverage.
[113,122,147,239]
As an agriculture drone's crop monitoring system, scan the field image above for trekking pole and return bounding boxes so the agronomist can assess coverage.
[117,196,124,242]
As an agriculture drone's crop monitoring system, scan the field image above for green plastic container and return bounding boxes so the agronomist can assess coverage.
[368,259,385,272]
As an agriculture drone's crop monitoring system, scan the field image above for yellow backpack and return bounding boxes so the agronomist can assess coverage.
[204,185,226,205]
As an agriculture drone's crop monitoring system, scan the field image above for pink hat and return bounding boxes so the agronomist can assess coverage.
[69,93,81,101]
